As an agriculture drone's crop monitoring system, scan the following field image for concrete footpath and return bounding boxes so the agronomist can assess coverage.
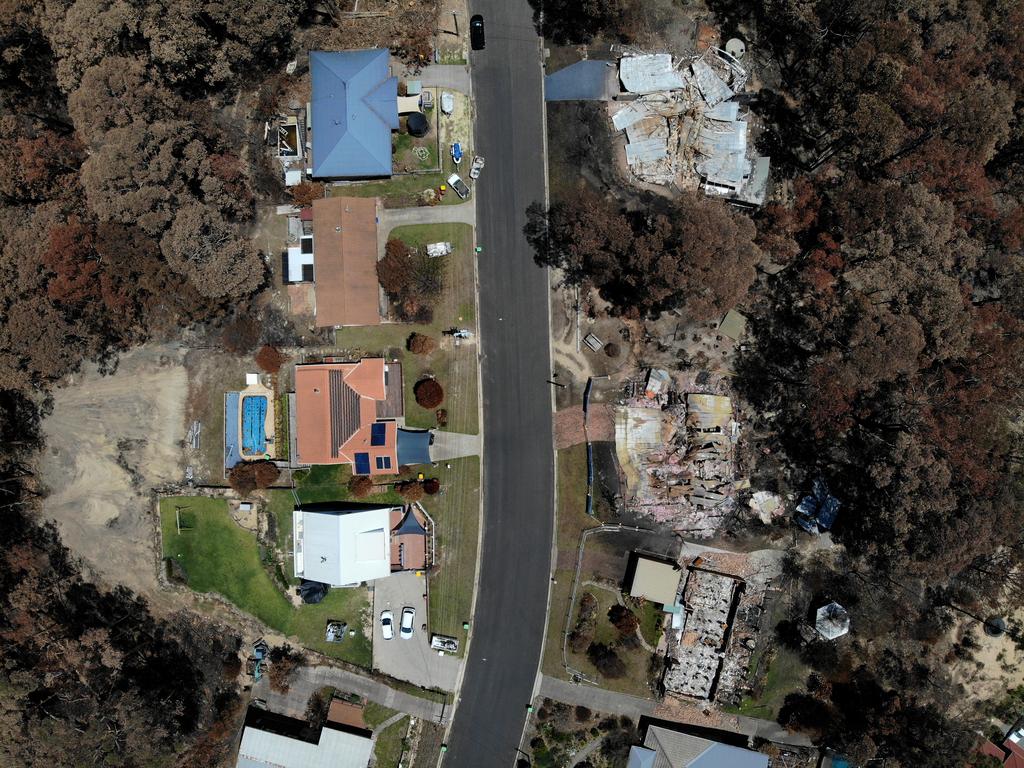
[253,665,448,724]
[538,675,812,747]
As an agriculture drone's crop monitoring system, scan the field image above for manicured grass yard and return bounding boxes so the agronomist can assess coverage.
[160,496,372,667]
[372,715,410,768]
[335,222,478,435]
[543,445,602,678]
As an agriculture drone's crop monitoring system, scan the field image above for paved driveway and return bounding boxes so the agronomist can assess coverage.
[373,571,462,692]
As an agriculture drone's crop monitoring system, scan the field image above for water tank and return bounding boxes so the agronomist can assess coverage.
[407,112,429,138]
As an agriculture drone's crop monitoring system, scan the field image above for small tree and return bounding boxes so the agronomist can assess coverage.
[423,478,441,495]
[398,481,424,502]
[348,475,373,498]
[604,342,620,357]
[289,181,324,207]
[377,239,414,297]
[255,344,287,373]
[608,605,640,636]
[268,644,305,693]
[407,332,438,355]
[587,642,626,678]
[228,460,279,497]
[414,378,444,409]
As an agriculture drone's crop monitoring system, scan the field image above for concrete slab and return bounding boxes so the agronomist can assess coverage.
[372,571,461,692]
[429,431,481,461]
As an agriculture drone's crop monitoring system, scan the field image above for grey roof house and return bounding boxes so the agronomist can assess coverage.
[310,49,398,178]
[628,724,769,768]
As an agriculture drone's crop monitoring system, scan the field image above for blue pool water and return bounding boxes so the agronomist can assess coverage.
[242,395,267,456]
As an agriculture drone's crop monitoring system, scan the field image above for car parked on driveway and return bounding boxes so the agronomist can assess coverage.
[380,610,394,640]
[400,606,416,639]
[447,173,470,200]
[470,14,485,50]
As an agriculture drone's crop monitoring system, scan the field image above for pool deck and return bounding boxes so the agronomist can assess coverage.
[224,382,278,472]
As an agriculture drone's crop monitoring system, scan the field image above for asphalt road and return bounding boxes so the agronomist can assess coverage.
[442,1,554,766]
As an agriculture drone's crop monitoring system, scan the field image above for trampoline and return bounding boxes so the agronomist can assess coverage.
[241,395,268,456]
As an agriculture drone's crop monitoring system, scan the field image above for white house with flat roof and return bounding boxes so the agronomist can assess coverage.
[293,504,393,587]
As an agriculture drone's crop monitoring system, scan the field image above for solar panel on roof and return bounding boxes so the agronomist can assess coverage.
[354,453,371,475]
[370,422,386,446]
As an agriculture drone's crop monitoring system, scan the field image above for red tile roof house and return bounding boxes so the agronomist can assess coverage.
[981,722,1024,768]
[294,358,405,474]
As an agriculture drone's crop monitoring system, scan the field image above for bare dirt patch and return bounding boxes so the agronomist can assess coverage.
[39,344,188,600]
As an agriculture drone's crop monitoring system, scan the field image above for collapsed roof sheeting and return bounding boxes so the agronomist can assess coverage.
[620,54,685,94]
[689,58,733,107]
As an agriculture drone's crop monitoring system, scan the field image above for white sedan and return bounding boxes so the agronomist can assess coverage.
[380,610,395,640]
[400,607,416,640]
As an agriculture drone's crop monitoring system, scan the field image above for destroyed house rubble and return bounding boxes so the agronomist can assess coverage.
[614,375,738,536]
[611,49,770,204]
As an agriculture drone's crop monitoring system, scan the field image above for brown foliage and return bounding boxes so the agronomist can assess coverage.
[228,460,279,496]
[378,238,415,296]
[407,332,438,355]
[607,604,640,636]
[348,475,373,499]
[268,644,304,694]
[422,478,441,495]
[290,182,324,208]
[255,344,287,373]
[222,317,261,354]
[397,481,425,502]
[414,378,444,409]
[604,342,620,358]
[435,408,448,427]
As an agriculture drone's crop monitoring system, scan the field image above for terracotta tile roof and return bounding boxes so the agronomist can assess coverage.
[294,359,399,470]
[312,196,381,328]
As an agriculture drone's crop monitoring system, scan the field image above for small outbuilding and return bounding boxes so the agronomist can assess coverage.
[627,554,682,606]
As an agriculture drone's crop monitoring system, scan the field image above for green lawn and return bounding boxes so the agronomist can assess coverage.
[722,644,807,719]
[160,496,371,667]
[420,456,480,642]
[543,445,602,677]
[638,600,665,647]
[327,173,463,207]
[373,715,410,768]
[335,222,479,435]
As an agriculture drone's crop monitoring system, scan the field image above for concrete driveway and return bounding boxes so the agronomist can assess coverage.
[373,571,462,692]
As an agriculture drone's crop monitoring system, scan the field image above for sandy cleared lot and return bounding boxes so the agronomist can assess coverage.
[39,343,188,600]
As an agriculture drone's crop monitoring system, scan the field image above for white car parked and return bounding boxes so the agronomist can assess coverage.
[400,606,416,640]
[380,610,395,640]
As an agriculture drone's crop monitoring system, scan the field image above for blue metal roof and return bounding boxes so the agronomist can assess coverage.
[396,428,432,466]
[310,49,398,178]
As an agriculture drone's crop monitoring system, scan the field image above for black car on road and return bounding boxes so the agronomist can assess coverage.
[470,14,485,50]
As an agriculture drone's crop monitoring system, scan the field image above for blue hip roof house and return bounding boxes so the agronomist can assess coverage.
[310,49,398,178]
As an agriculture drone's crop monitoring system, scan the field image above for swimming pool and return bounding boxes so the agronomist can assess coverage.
[241,395,268,456]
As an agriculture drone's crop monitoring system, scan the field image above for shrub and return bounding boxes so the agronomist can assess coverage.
[398,481,424,502]
[569,628,592,654]
[435,408,448,427]
[255,344,287,373]
[222,316,260,354]
[423,478,441,495]
[608,604,640,636]
[414,378,444,409]
[348,475,373,499]
[228,460,279,497]
[407,333,438,355]
[378,239,414,297]
[289,181,324,207]
[587,643,626,678]
[604,342,620,357]
[268,644,305,693]
[575,705,592,722]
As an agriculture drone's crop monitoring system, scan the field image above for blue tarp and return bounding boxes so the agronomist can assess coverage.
[794,477,841,534]
[310,49,398,178]
[224,392,241,470]
[545,60,616,101]
[397,428,432,466]
[242,395,267,456]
